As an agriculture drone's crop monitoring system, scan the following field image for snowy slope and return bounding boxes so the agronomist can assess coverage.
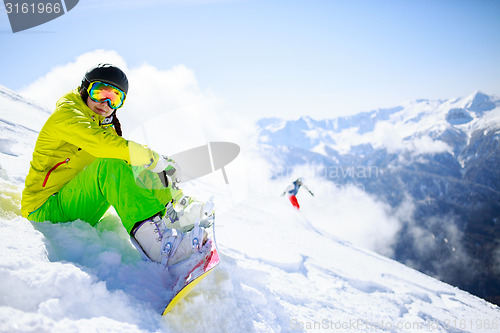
[0,86,499,332]
[0,85,51,182]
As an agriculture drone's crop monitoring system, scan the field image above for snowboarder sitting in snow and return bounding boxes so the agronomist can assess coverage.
[281,177,314,210]
[21,64,212,268]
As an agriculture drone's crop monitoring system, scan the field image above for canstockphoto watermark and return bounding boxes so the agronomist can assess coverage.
[3,0,79,33]
[289,318,499,331]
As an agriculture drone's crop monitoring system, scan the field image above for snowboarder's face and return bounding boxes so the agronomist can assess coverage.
[86,96,114,118]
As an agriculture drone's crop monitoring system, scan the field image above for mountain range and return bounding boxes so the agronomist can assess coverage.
[257,91,500,305]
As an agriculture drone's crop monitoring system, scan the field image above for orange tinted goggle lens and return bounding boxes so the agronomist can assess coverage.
[87,81,126,109]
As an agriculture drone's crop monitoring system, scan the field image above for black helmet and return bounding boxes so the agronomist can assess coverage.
[80,63,129,97]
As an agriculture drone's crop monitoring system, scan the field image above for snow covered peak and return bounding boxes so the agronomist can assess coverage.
[466,90,496,113]
[258,92,500,156]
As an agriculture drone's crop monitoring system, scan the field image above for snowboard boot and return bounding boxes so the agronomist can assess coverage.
[131,214,208,267]
[165,196,215,233]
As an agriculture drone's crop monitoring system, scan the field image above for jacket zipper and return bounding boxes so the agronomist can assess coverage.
[42,158,70,187]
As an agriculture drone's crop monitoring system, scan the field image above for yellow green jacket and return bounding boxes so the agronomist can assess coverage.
[21,89,158,217]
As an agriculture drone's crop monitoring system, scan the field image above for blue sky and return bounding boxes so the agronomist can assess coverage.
[1,0,499,120]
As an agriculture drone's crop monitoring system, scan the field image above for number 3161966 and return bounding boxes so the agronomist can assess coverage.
[5,2,62,14]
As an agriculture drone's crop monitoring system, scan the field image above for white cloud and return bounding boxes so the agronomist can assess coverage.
[411,135,451,155]
[369,122,451,156]
[122,62,220,152]
[330,120,451,157]
[372,122,406,153]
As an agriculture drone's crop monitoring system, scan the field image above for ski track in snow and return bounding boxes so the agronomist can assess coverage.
[0,86,499,332]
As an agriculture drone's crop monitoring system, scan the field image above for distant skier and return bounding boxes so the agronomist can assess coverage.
[281,177,314,210]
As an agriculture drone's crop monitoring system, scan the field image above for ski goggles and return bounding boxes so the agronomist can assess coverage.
[87,81,126,109]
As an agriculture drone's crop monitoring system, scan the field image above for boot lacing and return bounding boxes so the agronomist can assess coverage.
[149,216,184,266]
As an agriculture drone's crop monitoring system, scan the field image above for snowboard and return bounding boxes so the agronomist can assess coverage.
[162,217,220,315]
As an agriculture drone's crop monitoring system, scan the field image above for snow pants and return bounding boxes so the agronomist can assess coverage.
[288,195,300,210]
[28,158,172,234]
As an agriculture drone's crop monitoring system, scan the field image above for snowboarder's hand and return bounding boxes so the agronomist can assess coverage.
[281,192,286,196]
[164,159,183,184]
[148,153,168,172]
[150,155,183,184]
